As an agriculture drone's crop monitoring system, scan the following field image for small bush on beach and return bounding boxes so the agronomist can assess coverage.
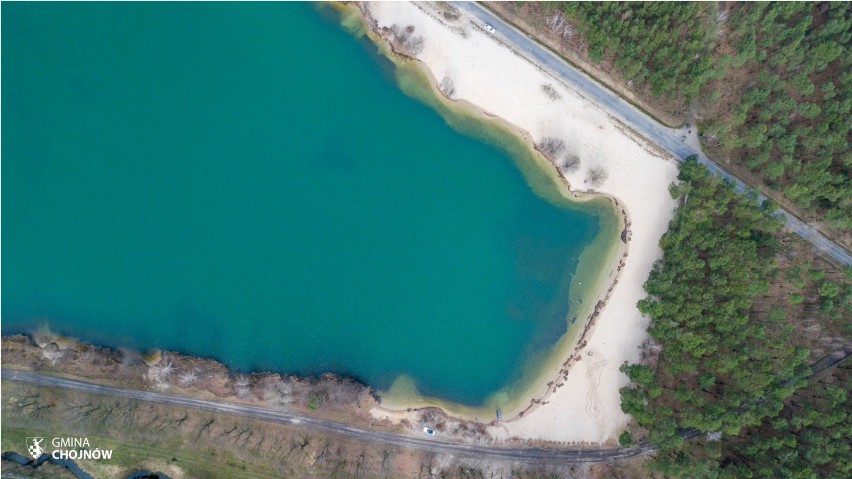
[541,83,561,101]
[561,154,580,173]
[439,76,456,98]
[536,137,566,159]
[586,165,608,186]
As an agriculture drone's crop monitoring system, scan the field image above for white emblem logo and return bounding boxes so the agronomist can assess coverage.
[26,437,45,459]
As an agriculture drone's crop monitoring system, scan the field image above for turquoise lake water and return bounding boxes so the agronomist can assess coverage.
[2,3,615,406]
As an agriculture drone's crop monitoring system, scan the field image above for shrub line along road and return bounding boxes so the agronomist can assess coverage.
[2,369,651,464]
[6,317,846,468]
[3,345,848,463]
[450,2,852,267]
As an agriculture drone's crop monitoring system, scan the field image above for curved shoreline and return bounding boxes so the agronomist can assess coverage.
[351,1,682,445]
[349,2,630,426]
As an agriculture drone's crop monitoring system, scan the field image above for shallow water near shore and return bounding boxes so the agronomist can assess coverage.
[2,3,618,407]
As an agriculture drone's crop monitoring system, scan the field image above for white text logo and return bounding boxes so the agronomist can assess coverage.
[25,436,114,461]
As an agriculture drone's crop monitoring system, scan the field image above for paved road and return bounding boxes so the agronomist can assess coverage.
[4,345,849,464]
[450,2,851,266]
[2,369,651,464]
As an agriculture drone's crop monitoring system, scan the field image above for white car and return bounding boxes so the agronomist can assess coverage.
[423,427,436,436]
[484,23,496,34]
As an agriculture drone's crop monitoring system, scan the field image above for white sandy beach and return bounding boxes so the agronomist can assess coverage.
[363,2,680,444]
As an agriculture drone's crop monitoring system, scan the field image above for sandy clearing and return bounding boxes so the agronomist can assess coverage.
[363,2,679,444]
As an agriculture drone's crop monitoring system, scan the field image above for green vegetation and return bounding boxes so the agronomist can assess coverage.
[618,158,851,478]
[620,156,803,451]
[556,2,720,97]
[715,2,851,231]
[718,367,851,479]
[541,2,851,232]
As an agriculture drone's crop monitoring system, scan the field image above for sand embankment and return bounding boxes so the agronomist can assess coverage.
[362,2,679,444]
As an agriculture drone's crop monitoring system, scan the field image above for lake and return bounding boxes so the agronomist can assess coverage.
[2,3,618,407]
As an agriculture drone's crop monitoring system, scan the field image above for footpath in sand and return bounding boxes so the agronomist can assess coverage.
[362,2,680,445]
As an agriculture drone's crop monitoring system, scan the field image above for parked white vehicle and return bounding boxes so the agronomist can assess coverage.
[484,23,496,34]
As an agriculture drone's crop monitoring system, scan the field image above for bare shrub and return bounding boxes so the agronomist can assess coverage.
[536,137,566,160]
[541,84,561,101]
[586,166,609,186]
[42,343,65,365]
[545,11,575,39]
[150,357,175,382]
[234,374,251,398]
[266,379,294,407]
[439,76,456,98]
[119,348,142,369]
[390,24,424,56]
[561,154,581,173]
[405,35,425,55]
[390,24,406,40]
[179,368,199,387]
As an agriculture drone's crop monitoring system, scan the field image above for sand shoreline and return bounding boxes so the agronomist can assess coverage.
[357,1,680,444]
[349,1,629,423]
